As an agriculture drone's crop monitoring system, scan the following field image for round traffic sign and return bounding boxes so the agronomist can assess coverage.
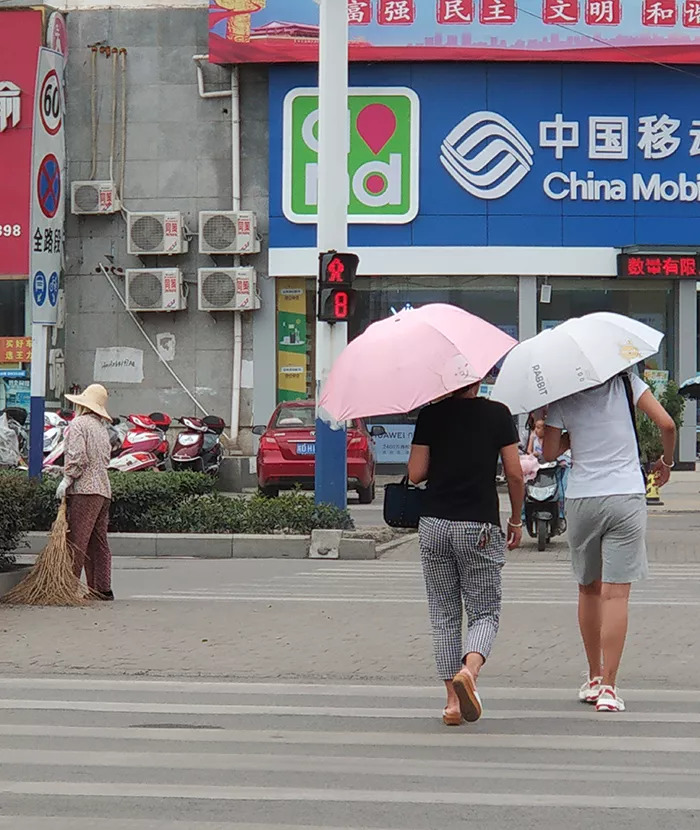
[39,69,62,136]
[33,271,47,307]
[48,272,59,307]
[47,13,68,58]
[37,154,61,219]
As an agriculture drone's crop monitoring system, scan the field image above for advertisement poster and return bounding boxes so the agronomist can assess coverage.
[210,0,700,65]
[644,368,669,397]
[1,377,30,411]
[372,422,415,464]
[277,280,308,402]
[0,9,43,277]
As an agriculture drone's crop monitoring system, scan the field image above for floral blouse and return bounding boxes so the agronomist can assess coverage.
[64,414,112,499]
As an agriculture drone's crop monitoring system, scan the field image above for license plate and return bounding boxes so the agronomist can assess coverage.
[296,442,316,456]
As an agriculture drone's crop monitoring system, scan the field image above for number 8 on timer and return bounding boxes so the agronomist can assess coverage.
[318,251,359,324]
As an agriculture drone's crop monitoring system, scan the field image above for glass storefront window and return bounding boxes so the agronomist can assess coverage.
[347,276,519,466]
[0,280,27,337]
[536,278,675,375]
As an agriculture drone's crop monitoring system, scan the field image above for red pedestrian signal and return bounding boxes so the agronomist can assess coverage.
[318,251,359,323]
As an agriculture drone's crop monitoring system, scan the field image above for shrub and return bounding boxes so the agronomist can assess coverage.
[637,380,686,466]
[0,471,35,566]
[0,471,354,544]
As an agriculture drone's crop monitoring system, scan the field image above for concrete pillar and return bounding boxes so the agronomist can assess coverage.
[677,280,697,467]
[518,275,538,341]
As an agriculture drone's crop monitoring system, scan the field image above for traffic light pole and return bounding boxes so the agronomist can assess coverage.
[314,0,348,509]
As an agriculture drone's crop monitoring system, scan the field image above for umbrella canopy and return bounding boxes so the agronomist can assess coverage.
[491,312,663,415]
[318,303,517,421]
[680,376,700,400]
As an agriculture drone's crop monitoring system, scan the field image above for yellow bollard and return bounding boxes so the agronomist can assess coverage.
[646,471,663,506]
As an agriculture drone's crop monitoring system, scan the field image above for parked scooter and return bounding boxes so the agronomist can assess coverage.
[171,415,225,476]
[1,407,29,460]
[108,412,172,473]
[524,461,566,551]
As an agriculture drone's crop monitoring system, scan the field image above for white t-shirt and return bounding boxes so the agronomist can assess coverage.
[546,374,649,499]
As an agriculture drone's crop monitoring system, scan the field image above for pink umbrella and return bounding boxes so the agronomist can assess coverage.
[319,303,517,421]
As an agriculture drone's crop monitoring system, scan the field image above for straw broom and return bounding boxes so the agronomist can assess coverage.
[2,500,90,606]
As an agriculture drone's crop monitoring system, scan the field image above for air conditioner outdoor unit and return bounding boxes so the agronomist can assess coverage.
[197,267,258,312]
[125,268,186,312]
[198,211,260,255]
[127,211,188,255]
[71,181,120,215]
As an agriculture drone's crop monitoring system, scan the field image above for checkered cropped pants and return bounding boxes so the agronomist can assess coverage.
[418,517,505,680]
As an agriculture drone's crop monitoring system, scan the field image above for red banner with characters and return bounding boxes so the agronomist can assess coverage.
[0,10,42,278]
[209,0,700,64]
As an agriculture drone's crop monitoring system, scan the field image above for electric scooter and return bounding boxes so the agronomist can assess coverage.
[108,412,172,472]
[524,461,567,551]
[171,415,225,476]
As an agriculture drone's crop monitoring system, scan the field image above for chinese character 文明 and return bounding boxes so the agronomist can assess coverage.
[0,81,21,133]
[437,0,474,23]
[645,257,662,275]
[638,114,681,159]
[585,0,621,23]
[378,0,415,24]
[680,257,698,276]
[589,116,629,159]
[479,0,517,22]
[543,0,580,24]
[540,113,579,159]
[33,228,43,253]
[683,0,700,25]
[627,257,646,276]
[642,0,678,25]
[43,228,53,253]
[348,0,371,24]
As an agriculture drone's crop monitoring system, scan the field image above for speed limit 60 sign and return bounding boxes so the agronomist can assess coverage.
[29,49,65,326]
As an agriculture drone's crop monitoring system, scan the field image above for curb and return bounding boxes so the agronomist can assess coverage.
[0,566,32,599]
[19,532,376,561]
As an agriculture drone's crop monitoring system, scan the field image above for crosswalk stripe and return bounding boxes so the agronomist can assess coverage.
[2,782,700,810]
[0,724,697,753]
[0,698,697,723]
[0,677,696,701]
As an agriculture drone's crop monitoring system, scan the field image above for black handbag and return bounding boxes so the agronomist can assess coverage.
[383,476,424,529]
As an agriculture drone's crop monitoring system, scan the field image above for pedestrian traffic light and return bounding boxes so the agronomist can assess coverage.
[318,251,359,323]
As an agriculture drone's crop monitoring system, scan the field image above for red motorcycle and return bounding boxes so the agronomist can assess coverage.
[108,412,171,473]
[171,415,225,476]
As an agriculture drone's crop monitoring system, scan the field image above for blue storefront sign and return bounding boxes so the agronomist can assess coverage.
[270,62,700,249]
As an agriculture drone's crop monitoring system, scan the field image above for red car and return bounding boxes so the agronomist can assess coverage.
[253,400,384,503]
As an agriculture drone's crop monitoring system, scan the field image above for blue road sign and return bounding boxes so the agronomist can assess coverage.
[48,271,59,306]
[33,271,47,307]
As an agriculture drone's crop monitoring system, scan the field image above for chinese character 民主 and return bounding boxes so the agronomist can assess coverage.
[589,116,629,160]
[638,114,681,159]
[440,0,473,22]
[540,114,579,159]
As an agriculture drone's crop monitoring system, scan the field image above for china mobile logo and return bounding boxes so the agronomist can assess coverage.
[440,111,534,200]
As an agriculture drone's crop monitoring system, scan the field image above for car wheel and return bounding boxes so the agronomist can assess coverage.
[259,485,279,498]
[357,483,375,505]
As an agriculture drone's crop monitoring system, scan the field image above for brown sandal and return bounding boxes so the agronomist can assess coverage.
[452,670,483,723]
[442,708,462,726]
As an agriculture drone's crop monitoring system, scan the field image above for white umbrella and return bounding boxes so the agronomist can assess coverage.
[491,312,663,415]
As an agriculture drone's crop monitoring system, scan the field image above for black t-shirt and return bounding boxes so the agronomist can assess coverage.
[412,397,518,525]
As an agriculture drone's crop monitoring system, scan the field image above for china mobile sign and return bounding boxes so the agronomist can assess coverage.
[442,110,700,204]
[283,87,419,224]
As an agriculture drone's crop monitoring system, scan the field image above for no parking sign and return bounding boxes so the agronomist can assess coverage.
[29,49,65,326]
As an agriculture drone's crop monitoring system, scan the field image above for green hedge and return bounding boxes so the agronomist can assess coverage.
[0,471,354,559]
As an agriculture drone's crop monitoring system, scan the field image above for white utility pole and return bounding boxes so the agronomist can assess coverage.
[314,0,349,508]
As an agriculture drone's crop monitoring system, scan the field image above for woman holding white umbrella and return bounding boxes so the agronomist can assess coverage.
[494,313,676,713]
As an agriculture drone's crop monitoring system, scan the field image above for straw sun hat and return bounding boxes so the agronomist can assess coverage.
[64,384,111,421]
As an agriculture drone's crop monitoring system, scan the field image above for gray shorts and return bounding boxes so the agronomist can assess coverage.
[566,494,648,585]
